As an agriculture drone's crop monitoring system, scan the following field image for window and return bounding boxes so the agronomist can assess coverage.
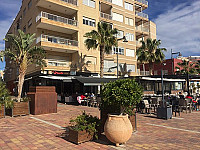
[28,0,32,9]
[84,56,97,65]
[126,33,134,41]
[116,30,124,39]
[83,17,95,27]
[125,17,133,26]
[112,0,123,7]
[113,12,123,22]
[127,64,135,72]
[113,47,124,55]
[23,8,26,16]
[126,49,135,57]
[83,0,95,8]
[125,2,133,11]
[28,19,32,28]
[104,60,116,72]
[23,26,26,32]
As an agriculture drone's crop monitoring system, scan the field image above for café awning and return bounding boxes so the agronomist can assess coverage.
[141,77,185,82]
[75,76,117,86]
[39,76,73,82]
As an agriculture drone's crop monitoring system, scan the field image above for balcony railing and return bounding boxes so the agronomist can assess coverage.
[36,11,78,26]
[135,11,148,19]
[135,0,148,5]
[104,0,112,3]
[100,12,112,20]
[38,34,78,47]
[61,0,78,6]
[136,26,149,32]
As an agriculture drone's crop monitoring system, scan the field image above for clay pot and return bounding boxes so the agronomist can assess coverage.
[104,114,132,146]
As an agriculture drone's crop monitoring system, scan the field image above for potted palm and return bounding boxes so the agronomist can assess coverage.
[0,81,13,118]
[101,79,143,146]
[4,29,46,115]
[67,111,100,144]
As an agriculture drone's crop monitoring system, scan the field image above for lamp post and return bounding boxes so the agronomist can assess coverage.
[157,62,172,120]
[171,49,182,75]
[116,36,128,78]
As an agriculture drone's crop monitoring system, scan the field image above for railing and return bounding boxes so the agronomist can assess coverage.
[135,26,149,32]
[135,0,148,5]
[100,12,112,20]
[45,59,70,67]
[36,11,78,26]
[61,0,78,6]
[140,71,150,76]
[39,34,78,47]
[104,0,112,3]
[135,11,148,19]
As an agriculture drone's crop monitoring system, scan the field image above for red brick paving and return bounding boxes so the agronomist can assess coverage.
[0,103,200,150]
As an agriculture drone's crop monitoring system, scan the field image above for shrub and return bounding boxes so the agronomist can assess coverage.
[69,111,100,139]
[101,79,143,115]
[0,81,13,109]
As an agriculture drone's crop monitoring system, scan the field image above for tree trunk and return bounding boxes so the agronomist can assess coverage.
[100,46,105,78]
[149,62,153,75]
[143,63,145,75]
[17,72,25,102]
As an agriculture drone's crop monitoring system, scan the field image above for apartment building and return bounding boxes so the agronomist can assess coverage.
[5,0,156,96]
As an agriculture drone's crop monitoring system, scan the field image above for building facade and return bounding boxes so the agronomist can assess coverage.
[5,0,156,96]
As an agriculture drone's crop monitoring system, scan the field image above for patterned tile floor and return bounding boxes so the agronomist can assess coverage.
[0,103,200,150]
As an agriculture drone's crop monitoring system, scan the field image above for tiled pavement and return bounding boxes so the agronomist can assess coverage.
[0,103,200,150]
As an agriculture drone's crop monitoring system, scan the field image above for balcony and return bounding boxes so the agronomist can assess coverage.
[100,12,112,20]
[61,0,78,5]
[36,11,78,34]
[37,11,78,26]
[135,26,149,33]
[135,11,148,19]
[44,59,71,70]
[37,34,79,53]
[36,0,78,16]
[135,0,148,6]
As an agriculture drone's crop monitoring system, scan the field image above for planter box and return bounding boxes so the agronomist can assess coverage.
[27,86,57,115]
[11,101,30,117]
[0,105,5,118]
[68,127,94,144]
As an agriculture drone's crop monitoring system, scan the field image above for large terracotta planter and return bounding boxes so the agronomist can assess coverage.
[67,127,94,144]
[104,114,133,146]
[0,105,5,118]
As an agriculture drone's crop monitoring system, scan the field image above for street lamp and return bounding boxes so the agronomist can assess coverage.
[116,36,128,78]
[171,49,182,75]
[157,62,172,120]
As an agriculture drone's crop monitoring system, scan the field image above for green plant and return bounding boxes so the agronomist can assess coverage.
[0,81,13,109]
[101,79,143,116]
[69,111,100,139]
[4,29,46,102]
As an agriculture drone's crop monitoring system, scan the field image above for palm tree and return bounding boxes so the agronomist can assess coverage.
[175,60,197,75]
[84,22,118,78]
[4,29,46,102]
[137,38,166,75]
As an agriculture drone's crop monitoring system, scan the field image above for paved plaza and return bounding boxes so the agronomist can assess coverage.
[0,103,200,150]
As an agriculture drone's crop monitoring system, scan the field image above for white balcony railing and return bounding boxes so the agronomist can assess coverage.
[135,0,148,5]
[104,0,112,3]
[135,26,149,32]
[36,11,78,26]
[135,11,148,19]
[61,0,78,6]
[38,34,78,47]
[100,12,112,20]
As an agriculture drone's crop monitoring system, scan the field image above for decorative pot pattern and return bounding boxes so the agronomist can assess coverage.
[104,114,132,146]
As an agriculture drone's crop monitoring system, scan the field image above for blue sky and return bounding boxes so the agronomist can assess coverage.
[0,0,200,70]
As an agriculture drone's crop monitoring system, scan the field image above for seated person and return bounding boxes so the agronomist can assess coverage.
[179,92,184,99]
